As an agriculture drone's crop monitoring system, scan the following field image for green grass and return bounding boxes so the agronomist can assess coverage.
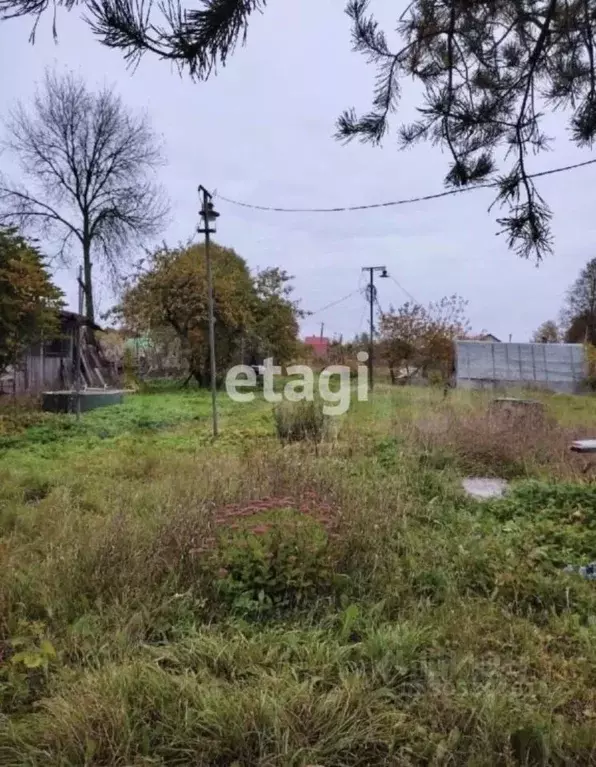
[1,385,596,765]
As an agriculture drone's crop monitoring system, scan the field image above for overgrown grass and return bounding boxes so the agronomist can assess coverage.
[273,398,331,443]
[0,385,596,765]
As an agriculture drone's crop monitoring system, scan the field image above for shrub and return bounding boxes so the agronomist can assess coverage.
[210,510,344,616]
[122,346,140,389]
[585,343,596,391]
[273,399,329,443]
[0,396,48,438]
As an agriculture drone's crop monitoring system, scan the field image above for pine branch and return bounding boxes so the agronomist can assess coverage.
[84,0,266,76]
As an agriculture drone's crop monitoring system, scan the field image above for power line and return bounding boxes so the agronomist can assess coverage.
[309,289,360,315]
[387,274,419,305]
[356,301,368,336]
[216,157,596,214]
[374,294,386,318]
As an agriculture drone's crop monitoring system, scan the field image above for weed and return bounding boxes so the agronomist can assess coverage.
[0,620,56,714]
[273,398,329,443]
[211,509,344,617]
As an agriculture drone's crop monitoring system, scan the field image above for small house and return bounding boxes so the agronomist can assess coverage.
[468,333,502,343]
[304,335,330,359]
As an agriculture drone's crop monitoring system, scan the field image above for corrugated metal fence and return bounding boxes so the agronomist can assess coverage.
[455,341,587,394]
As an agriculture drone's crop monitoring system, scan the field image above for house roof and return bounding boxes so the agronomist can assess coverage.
[467,333,501,342]
[59,310,102,331]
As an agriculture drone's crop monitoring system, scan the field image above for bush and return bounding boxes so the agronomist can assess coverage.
[273,399,329,443]
[210,510,343,616]
[584,343,596,391]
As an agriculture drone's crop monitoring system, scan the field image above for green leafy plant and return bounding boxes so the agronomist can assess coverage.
[10,620,56,670]
[211,512,343,616]
[0,620,56,713]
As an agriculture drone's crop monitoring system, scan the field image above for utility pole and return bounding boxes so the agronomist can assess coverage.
[198,185,220,438]
[320,322,324,340]
[361,265,388,391]
[74,265,84,419]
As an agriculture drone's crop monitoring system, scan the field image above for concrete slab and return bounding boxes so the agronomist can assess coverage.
[462,477,509,500]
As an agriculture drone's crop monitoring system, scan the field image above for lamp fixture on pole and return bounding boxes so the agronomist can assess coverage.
[198,185,220,438]
[361,265,388,392]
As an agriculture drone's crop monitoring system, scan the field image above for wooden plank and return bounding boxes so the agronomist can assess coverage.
[94,367,106,387]
[570,440,596,454]
[80,349,95,387]
[88,347,108,387]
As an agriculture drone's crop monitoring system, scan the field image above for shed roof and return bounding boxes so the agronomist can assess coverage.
[59,310,102,331]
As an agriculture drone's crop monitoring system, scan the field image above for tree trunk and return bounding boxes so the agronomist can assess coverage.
[186,348,205,388]
[82,238,94,325]
[191,368,204,387]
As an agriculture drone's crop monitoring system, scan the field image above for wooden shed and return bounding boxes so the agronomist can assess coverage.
[0,311,114,395]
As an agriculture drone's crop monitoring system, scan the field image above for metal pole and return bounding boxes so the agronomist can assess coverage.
[368,268,374,391]
[362,265,388,392]
[40,329,45,391]
[74,265,83,419]
[203,190,218,438]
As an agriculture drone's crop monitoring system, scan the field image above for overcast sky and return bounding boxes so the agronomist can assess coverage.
[1,1,595,342]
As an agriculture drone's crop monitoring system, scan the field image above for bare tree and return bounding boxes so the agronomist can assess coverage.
[0,70,169,323]
[562,257,596,344]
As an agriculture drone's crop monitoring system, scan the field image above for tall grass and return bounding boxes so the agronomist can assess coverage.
[273,398,330,443]
[1,387,596,764]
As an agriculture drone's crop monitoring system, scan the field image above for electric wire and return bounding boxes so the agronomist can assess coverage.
[216,158,596,214]
[309,289,361,315]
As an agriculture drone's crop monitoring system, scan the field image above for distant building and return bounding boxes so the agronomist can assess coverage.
[304,336,330,358]
[467,333,501,343]
[454,340,587,394]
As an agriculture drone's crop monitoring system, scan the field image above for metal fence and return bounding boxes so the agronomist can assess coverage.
[455,341,587,394]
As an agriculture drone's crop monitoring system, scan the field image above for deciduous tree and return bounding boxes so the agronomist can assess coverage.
[562,258,596,344]
[0,226,63,378]
[117,242,301,385]
[531,320,560,343]
[379,294,470,383]
[0,70,168,324]
[249,267,301,364]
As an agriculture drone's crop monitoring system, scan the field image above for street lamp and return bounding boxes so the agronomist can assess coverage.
[198,185,220,438]
[362,265,388,391]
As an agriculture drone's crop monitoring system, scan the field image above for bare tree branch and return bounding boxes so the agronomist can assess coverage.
[0,69,169,322]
